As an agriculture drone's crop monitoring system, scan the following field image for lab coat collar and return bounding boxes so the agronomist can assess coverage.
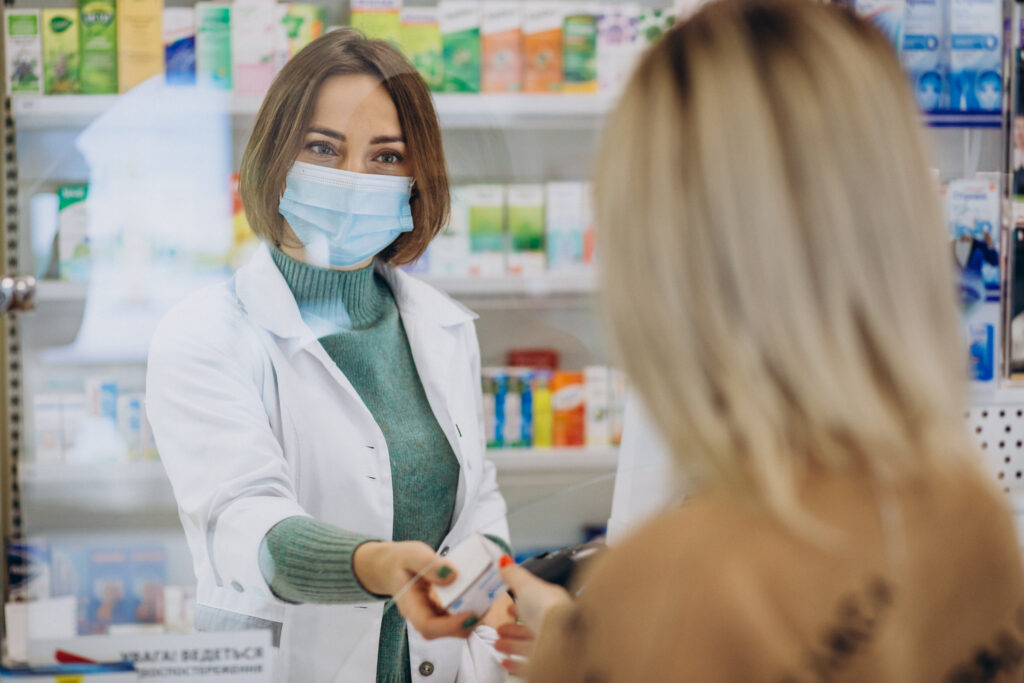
[234,243,477,342]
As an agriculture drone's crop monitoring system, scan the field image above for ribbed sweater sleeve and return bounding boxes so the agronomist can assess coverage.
[258,516,383,604]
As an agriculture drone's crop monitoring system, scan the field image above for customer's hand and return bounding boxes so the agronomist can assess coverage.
[495,602,535,677]
[499,561,572,633]
[353,540,478,639]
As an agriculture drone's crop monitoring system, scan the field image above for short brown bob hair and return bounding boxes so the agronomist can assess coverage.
[239,28,449,265]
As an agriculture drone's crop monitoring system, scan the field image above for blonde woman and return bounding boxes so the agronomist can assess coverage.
[498,1,1024,680]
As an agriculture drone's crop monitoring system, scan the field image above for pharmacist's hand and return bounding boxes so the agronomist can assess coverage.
[353,540,478,640]
[500,561,572,633]
[495,603,536,677]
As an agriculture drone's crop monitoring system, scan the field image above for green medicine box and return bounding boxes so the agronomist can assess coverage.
[42,9,80,94]
[79,0,117,94]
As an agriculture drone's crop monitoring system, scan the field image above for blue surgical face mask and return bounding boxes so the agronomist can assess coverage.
[278,161,414,268]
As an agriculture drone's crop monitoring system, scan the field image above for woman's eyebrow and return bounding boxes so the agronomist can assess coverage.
[370,135,405,145]
[307,126,344,140]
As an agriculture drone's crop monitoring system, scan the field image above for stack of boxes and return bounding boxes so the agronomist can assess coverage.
[409,181,594,278]
[482,350,627,450]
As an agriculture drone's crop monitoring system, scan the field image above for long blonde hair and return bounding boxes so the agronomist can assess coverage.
[595,0,974,523]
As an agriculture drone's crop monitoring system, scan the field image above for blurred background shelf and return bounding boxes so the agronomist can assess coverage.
[11,93,617,130]
[18,448,620,547]
[12,93,996,130]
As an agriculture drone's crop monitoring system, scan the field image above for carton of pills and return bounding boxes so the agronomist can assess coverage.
[433,534,506,617]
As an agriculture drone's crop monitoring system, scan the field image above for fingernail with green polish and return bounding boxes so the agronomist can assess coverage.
[462,616,479,629]
[437,566,452,579]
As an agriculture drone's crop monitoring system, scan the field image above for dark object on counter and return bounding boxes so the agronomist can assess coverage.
[519,540,605,596]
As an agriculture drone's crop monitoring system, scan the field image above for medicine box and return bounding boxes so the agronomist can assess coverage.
[57,184,90,282]
[440,0,481,93]
[79,0,117,94]
[116,0,163,93]
[351,0,402,43]
[545,182,585,271]
[522,1,563,93]
[162,7,195,85]
[195,2,231,90]
[481,1,522,93]
[42,9,80,94]
[232,1,276,96]
[506,184,545,276]
[400,7,443,90]
[465,184,505,277]
[5,10,43,94]
[433,534,506,617]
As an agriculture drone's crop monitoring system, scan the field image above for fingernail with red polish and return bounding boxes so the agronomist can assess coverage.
[499,555,514,568]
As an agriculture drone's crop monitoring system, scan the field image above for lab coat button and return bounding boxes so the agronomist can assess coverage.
[231,580,244,593]
[418,661,435,676]
[439,546,450,557]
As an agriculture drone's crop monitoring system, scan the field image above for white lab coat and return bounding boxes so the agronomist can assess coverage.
[146,244,511,682]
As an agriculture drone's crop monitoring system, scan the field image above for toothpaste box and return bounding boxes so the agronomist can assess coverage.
[506,184,546,276]
[481,1,522,93]
[116,0,163,93]
[440,0,481,92]
[5,10,43,94]
[162,7,195,85]
[351,0,402,43]
[195,2,231,90]
[433,534,507,617]
[79,0,118,94]
[232,1,276,96]
[400,6,443,90]
[523,1,564,92]
[901,0,945,111]
[950,0,1001,111]
[42,9,80,94]
[466,184,506,276]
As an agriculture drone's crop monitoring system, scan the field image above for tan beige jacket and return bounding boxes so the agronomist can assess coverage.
[527,464,1024,682]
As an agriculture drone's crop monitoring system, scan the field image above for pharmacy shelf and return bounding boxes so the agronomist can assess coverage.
[33,273,598,309]
[418,271,598,297]
[488,446,619,471]
[924,110,1003,128]
[11,93,616,130]
[18,447,619,523]
[19,461,177,527]
[12,93,1000,130]
[34,280,87,303]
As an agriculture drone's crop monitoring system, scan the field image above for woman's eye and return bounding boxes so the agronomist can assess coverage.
[375,152,402,165]
[306,141,335,156]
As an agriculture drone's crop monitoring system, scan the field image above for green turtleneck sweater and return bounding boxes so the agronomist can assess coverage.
[259,248,461,683]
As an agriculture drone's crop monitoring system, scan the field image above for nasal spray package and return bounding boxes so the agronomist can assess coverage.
[901,0,946,111]
[433,534,507,617]
[950,0,1002,111]
[947,178,1001,387]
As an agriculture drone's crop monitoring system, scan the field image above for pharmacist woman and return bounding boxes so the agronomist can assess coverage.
[146,29,511,683]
